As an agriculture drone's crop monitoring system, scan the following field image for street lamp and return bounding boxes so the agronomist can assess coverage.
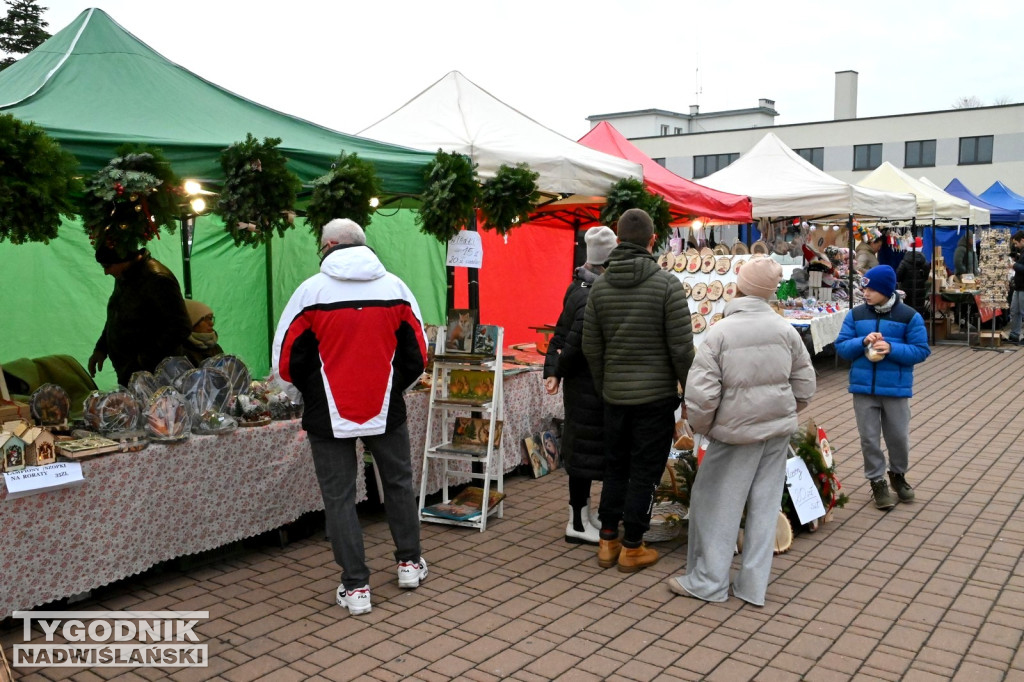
[181,179,213,299]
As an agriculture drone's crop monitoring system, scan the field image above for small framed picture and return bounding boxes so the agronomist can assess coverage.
[524,432,549,479]
[444,309,478,354]
[472,324,500,356]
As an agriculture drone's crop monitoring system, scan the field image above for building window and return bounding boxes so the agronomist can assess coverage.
[795,147,824,170]
[904,140,936,168]
[652,158,666,167]
[853,143,882,171]
[959,135,993,165]
[693,153,739,179]
[660,124,669,136]
[674,127,683,134]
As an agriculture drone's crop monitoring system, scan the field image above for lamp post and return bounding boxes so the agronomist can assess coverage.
[181,180,210,300]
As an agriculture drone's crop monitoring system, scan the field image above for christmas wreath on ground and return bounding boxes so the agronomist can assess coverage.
[782,420,849,529]
[80,146,181,259]
[0,114,80,245]
[215,134,301,247]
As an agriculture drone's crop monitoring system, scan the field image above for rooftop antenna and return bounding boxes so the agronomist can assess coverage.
[694,43,702,109]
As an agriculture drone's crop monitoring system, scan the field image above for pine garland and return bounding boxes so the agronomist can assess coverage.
[479,163,540,236]
[80,147,180,259]
[305,152,382,240]
[0,113,80,244]
[781,421,849,528]
[600,177,672,249]
[215,134,301,248]
[416,150,478,243]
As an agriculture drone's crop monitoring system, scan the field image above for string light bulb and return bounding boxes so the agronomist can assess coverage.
[184,180,202,195]
[190,197,206,214]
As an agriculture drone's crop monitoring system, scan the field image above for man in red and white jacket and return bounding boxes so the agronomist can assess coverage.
[273,218,428,617]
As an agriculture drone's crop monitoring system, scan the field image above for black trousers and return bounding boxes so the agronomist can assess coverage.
[598,395,679,543]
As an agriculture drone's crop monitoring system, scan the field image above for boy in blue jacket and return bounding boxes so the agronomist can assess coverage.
[836,265,931,510]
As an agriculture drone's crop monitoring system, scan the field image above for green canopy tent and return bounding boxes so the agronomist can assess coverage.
[0,8,445,388]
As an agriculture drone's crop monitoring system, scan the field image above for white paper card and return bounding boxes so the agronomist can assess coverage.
[446,231,483,268]
[785,456,826,524]
[3,461,86,500]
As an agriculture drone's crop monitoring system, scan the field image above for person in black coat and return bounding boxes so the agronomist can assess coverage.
[544,226,617,545]
[896,248,931,316]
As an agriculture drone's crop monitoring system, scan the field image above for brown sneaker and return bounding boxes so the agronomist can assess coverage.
[617,543,659,573]
[598,539,621,568]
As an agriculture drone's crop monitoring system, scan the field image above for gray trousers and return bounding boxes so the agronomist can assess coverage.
[852,393,911,481]
[680,435,789,606]
[1010,290,1022,338]
[308,422,421,591]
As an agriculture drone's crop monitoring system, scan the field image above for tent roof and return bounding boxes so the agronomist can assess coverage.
[0,8,432,193]
[576,122,751,224]
[914,177,989,224]
[858,162,974,221]
[943,179,1018,223]
[979,181,1024,217]
[696,133,917,219]
[359,71,642,197]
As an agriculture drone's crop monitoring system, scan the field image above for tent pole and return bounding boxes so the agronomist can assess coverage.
[180,214,194,300]
[266,237,274,362]
[847,214,854,311]
[467,207,480,313]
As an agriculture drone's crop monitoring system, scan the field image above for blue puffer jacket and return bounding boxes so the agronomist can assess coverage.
[835,297,930,397]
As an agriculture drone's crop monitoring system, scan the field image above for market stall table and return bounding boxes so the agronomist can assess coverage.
[0,367,562,617]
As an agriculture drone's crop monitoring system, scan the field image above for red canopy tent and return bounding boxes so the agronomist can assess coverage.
[529,121,752,228]
[457,123,752,346]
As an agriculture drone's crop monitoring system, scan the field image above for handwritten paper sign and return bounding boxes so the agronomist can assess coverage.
[785,456,826,524]
[446,231,483,268]
[3,461,85,500]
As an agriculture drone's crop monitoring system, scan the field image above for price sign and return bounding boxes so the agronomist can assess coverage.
[3,461,85,500]
[446,231,483,268]
[785,456,826,524]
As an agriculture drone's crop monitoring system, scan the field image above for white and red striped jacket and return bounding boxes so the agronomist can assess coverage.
[272,244,427,439]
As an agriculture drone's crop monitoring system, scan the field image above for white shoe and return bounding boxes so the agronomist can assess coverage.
[336,584,372,615]
[397,558,428,589]
[565,503,600,545]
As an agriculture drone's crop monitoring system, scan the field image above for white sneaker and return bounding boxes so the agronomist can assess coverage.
[336,584,372,615]
[397,558,428,588]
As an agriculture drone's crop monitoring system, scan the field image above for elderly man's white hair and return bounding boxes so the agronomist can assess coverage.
[320,218,366,248]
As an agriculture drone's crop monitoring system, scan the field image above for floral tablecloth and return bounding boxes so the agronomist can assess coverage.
[0,368,562,617]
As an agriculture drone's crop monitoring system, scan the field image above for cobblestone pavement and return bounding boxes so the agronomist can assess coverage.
[4,344,1023,681]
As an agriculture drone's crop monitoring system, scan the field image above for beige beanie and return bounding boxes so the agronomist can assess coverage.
[585,226,618,265]
[185,299,214,327]
[736,256,783,300]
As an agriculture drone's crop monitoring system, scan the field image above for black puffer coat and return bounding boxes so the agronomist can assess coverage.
[94,250,191,385]
[897,251,931,314]
[543,266,605,480]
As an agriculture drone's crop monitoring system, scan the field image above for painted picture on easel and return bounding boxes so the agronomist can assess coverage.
[445,309,478,353]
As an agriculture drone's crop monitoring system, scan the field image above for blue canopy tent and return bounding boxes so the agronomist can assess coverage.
[979,181,1024,225]
[945,179,1022,225]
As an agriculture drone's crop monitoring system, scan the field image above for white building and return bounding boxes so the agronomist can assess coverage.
[587,71,1024,197]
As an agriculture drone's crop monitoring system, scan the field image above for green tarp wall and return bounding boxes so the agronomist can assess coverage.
[1,212,446,391]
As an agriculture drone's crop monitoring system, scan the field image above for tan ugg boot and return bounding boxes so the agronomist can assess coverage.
[617,543,659,573]
[597,539,621,568]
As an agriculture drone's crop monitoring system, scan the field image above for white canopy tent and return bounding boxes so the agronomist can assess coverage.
[918,176,990,225]
[697,133,917,219]
[858,162,976,222]
[360,71,642,196]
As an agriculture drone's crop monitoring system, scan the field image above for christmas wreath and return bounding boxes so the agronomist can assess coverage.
[305,151,382,239]
[215,134,302,248]
[782,421,848,528]
[80,147,181,259]
[479,163,540,236]
[0,114,81,244]
[600,177,672,249]
[416,149,478,243]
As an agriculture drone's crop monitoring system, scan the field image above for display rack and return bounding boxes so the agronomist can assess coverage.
[418,325,504,532]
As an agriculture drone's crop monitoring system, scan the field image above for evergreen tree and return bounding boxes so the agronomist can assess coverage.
[0,0,50,71]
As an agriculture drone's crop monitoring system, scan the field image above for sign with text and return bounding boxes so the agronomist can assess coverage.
[785,456,826,524]
[3,461,85,500]
[446,231,483,268]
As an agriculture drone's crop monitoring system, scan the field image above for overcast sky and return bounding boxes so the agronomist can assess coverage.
[34,1,1023,141]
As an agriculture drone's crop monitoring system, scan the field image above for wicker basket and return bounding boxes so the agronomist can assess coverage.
[644,501,687,542]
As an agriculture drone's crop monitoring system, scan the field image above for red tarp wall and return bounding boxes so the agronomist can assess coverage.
[454,221,574,346]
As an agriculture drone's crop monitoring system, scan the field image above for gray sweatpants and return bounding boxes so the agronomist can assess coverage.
[680,435,789,606]
[852,393,911,481]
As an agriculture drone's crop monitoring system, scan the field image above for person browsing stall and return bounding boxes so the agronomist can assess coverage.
[273,218,428,617]
[544,225,618,545]
[668,256,815,606]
